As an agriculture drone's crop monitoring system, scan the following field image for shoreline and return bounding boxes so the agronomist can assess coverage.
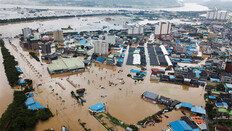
[0,13,126,25]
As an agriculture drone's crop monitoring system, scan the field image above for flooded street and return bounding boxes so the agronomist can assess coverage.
[0,48,13,116]
[0,15,206,131]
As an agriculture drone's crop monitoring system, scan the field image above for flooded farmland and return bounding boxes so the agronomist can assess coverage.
[0,15,205,131]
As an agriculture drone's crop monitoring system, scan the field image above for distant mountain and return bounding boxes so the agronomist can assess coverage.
[35,0,181,8]
[202,0,232,10]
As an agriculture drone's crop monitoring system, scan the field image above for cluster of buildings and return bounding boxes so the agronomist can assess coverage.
[206,10,229,20]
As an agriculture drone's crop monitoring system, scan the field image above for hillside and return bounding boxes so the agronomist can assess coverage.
[36,0,181,8]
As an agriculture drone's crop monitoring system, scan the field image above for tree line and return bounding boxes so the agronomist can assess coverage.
[0,90,53,130]
[0,39,20,87]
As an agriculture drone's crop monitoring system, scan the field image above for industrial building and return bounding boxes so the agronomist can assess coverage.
[154,22,171,36]
[53,30,64,42]
[47,58,85,74]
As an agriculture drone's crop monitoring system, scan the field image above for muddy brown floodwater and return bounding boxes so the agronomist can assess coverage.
[0,49,13,116]
[0,16,205,131]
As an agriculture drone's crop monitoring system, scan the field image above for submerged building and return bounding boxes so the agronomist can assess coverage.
[47,58,85,74]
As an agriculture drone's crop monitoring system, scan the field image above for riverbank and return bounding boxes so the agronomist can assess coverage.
[0,13,127,24]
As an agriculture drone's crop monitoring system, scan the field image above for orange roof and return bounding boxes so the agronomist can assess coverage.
[191,116,205,125]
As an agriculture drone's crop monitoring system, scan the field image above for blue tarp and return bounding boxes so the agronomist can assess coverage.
[181,61,192,63]
[169,76,175,79]
[181,102,192,109]
[169,120,192,131]
[118,58,124,63]
[16,67,23,73]
[96,57,106,63]
[198,67,204,71]
[191,106,206,115]
[25,97,35,106]
[198,81,206,84]
[18,79,26,85]
[195,73,200,79]
[205,63,212,66]
[130,69,147,75]
[209,95,216,99]
[210,78,220,82]
[89,102,105,112]
[77,40,88,45]
[216,103,223,107]
[133,76,144,80]
[27,92,34,98]
[121,53,125,57]
[28,102,42,110]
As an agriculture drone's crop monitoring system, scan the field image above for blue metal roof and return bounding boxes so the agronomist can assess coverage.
[208,95,216,99]
[96,57,106,63]
[169,120,192,131]
[25,97,35,106]
[130,69,147,75]
[16,67,23,73]
[181,102,192,109]
[143,91,159,100]
[118,58,124,63]
[89,103,105,112]
[28,102,42,110]
[191,106,206,115]
[210,78,220,82]
[26,92,34,98]
[169,76,175,79]
[77,40,89,45]
[18,79,26,85]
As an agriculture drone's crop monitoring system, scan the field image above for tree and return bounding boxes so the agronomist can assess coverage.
[36,108,53,121]
[81,45,85,49]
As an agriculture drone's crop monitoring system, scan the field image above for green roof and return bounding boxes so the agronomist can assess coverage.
[48,58,84,74]
[218,108,228,113]
[211,91,220,95]
[229,110,232,116]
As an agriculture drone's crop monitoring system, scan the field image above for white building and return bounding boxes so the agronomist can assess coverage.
[22,27,32,41]
[126,24,144,35]
[93,40,108,56]
[105,34,116,45]
[154,22,171,36]
[206,11,229,20]
[53,30,63,42]
[33,32,41,40]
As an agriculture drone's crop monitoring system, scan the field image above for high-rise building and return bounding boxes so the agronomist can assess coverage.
[105,34,116,45]
[41,42,51,54]
[225,60,232,73]
[126,24,144,35]
[206,11,228,20]
[154,22,171,36]
[93,40,108,56]
[53,30,63,42]
[22,27,32,41]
